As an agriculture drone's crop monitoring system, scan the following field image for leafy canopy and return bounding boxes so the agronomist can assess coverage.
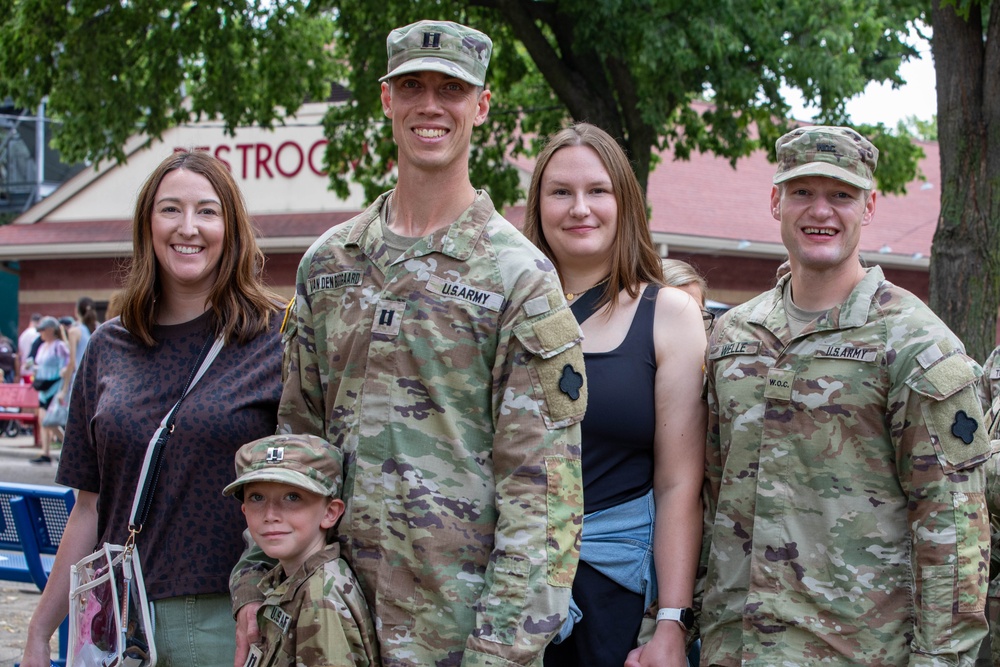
[324,0,927,208]
[0,0,926,207]
[0,0,338,164]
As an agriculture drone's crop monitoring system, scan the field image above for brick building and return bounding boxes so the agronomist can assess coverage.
[0,105,938,329]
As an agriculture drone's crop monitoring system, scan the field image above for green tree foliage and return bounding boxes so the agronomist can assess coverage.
[0,0,338,165]
[896,114,938,141]
[0,0,927,208]
[323,0,927,208]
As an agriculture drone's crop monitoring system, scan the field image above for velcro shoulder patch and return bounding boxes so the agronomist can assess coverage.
[907,352,978,401]
[515,306,583,359]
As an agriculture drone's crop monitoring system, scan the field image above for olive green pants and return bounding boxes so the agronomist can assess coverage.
[152,593,236,667]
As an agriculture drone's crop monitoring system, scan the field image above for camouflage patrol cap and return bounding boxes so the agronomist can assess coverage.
[773,125,879,190]
[223,434,343,500]
[380,19,492,86]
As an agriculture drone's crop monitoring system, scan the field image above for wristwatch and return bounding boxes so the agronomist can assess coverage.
[656,607,695,630]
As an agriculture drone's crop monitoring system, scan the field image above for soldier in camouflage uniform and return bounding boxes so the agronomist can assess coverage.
[976,348,1000,665]
[700,126,991,666]
[232,19,586,667]
[225,434,379,667]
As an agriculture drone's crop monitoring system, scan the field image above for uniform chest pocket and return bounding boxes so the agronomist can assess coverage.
[782,351,885,409]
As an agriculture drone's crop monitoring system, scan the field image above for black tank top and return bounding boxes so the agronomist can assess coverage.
[580,283,658,512]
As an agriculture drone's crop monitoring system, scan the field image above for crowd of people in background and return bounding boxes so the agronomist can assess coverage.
[7,16,1000,667]
[0,298,100,462]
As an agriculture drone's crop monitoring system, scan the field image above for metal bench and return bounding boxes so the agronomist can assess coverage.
[0,482,76,666]
[0,383,41,446]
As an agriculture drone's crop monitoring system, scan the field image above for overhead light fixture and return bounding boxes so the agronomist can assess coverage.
[737,240,751,250]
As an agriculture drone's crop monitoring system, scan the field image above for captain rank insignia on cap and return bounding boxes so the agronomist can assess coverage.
[422,30,443,48]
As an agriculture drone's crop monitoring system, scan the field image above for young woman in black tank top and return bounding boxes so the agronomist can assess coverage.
[523,123,707,667]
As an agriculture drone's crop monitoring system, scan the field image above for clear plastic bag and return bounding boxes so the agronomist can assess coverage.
[68,542,157,667]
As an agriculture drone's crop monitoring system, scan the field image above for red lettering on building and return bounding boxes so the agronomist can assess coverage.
[255,144,274,179]
[235,144,254,180]
[308,140,328,177]
[174,140,328,180]
[275,141,304,177]
[214,145,232,171]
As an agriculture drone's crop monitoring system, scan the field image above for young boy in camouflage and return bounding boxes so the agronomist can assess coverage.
[225,434,378,667]
[699,126,991,665]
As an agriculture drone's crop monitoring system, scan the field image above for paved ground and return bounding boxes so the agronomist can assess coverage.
[0,431,62,667]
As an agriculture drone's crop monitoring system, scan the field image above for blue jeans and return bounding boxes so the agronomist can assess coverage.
[554,489,657,643]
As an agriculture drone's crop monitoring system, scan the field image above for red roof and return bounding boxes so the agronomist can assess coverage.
[646,138,940,258]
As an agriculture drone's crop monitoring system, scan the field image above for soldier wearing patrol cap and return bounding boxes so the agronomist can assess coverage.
[226,434,378,667]
[232,18,586,667]
[699,126,991,665]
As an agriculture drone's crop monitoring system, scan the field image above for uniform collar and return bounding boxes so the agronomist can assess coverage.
[750,265,885,337]
[258,541,343,601]
[346,189,496,265]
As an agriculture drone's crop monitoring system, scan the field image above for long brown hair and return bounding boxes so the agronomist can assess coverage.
[119,150,281,346]
[522,123,664,310]
[76,296,99,333]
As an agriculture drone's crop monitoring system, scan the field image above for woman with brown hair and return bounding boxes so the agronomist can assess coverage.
[523,124,706,667]
[21,150,284,667]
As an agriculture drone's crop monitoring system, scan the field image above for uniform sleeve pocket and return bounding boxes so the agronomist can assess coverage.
[475,555,529,646]
[513,308,587,429]
[916,564,956,648]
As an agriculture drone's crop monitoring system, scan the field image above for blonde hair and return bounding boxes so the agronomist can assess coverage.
[661,259,708,306]
[522,123,664,311]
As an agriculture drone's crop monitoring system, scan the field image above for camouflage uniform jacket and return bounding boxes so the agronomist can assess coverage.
[976,345,1000,526]
[259,190,585,667]
[701,267,990,666]
[252,542,379,667]
[976,347,1000,666]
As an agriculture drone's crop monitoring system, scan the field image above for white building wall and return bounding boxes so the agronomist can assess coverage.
[28,102,368,223]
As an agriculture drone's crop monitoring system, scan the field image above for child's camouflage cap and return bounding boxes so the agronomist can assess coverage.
[223,434,343,500]
[380,19,492,86]
[773,125,879,190]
